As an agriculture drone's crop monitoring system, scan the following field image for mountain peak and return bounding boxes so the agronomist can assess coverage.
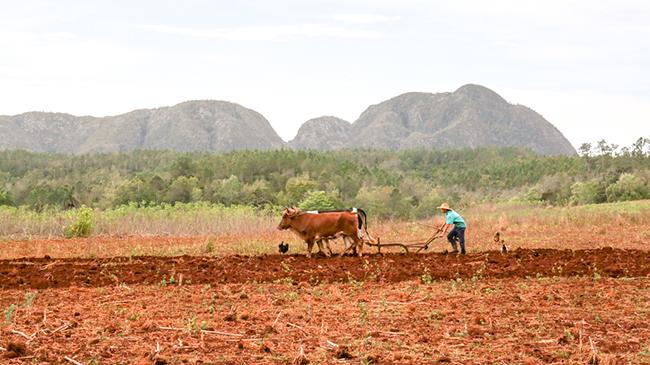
[0,101,286,154]
[454,84,506,103]
[293,85,575,155]
[289,116,351,150]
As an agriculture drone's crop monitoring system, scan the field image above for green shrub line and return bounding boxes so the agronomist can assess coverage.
[0,139,648,221]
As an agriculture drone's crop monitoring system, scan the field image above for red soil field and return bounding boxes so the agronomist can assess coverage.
[1,248,649,290]
[1,276,649,364]
[1,246,649,364]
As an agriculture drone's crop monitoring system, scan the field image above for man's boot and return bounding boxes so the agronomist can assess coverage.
[450,241,458,253]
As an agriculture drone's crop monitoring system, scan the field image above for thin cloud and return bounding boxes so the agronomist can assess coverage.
[137,23,380,41]
[332,13,399,24]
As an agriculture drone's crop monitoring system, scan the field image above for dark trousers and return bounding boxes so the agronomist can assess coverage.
[447,227,466,252]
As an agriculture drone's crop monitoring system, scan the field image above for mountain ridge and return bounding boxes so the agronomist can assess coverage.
[297,84,576,155]
[0,85,576,155]
[0,100,286,154]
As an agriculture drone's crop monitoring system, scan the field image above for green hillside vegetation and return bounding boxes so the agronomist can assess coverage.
[0,138,648,220]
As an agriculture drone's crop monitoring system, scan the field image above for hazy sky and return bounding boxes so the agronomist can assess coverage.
[1,0,648,148]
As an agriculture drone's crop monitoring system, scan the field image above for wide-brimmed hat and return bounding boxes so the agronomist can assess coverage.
[437,202,451,211]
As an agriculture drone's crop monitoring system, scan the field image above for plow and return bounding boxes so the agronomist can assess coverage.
[364,225,445,254]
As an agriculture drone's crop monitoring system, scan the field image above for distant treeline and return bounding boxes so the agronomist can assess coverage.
[0,137,648,218]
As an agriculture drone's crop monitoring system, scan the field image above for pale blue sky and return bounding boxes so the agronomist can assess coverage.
[1,0,648,147]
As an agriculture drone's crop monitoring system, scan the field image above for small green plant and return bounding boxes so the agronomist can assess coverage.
[24,292,37,307]
[380,296,388,312]
[64,206,93,238]
[273,277,294,286]
[187,315,198,333]
[4,304,17,324]
[553,350,570,359]
[453,328,468,338]
[420,267,433,284]
[594,314,602,322]
[282,291,299,302]
[357,301,368,324]
[593,270,601,281]
[115,306,127,316]
[203,239,215,254]
[280,261,291,273]
[429,310,445,321]
[562,329,575,343]
[346,271,364,289]
[640,346,650,357]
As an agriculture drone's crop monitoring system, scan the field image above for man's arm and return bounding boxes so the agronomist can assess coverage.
[437,222,452,235]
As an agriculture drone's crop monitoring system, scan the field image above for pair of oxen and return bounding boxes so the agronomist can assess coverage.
[277,207,375,257]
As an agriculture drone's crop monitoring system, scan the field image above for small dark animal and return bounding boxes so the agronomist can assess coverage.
[278,241,289,254]
[494,232,508,254]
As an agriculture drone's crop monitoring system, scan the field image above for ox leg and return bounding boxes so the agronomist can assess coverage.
[306,239,314,258]
[340,236,356,257]
[354,236,363,257]
[339,237,351,256]
[321,238,332,257]
[315,239,330,257]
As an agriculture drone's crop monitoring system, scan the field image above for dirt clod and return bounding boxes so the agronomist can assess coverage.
[334,346,353,359]
[3,341,27,358]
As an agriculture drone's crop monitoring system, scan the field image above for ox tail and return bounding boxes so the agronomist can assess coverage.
[355,208,372,241]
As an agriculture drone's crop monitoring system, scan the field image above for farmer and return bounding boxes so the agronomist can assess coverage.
[436,203,467,254]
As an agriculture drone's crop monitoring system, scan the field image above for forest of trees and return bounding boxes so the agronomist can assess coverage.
[0,137,648,219]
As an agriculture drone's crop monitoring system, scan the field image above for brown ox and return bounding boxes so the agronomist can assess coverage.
[277,207,364,257]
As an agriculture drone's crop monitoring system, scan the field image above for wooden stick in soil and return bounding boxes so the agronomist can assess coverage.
[589,337,598,361]
[294,345,307,365]
[272,311,282,327]
[50,322,72,334]
[14,356,35,360]
[64,356,84,365]
[159,326,243,337]
[327,340,337,347]
[11,329,33,340]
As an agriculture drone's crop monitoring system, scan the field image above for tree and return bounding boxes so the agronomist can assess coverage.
[285,175,318,204]
[595,140,614,156]
[170,155,195,178]
[570,180,602,205]
[578,143,592,157]
[355,186,392,218]
[631,137,650,157]
[165,176,200,203]
[115,178,157,206]
[0,188,13,206]
[298,191,338,211]
[212,175,243,205]
[242,179,274,206]
[606,173,649,202]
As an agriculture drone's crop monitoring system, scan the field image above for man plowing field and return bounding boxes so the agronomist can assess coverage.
[436,203,467,254]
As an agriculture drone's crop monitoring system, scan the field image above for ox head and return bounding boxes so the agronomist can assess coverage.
[277,206,301,230]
